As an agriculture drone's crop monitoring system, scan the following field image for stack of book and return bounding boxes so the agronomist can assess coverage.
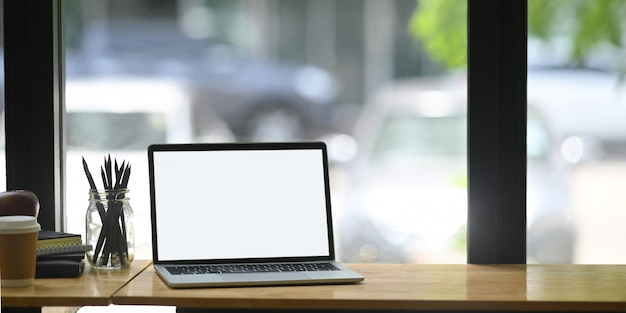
[36,230,91,278]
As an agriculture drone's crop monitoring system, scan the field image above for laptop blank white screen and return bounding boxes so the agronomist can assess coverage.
[151,148,331,262]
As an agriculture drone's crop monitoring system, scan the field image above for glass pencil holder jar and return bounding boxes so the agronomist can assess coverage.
[85,189,135,270]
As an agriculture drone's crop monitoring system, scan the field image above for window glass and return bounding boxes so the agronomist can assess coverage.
[64,0,467,263]
[528,0,626,264]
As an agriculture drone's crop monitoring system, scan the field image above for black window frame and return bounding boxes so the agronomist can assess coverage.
[3,0,528,263]
[3,0,65,231]
[467,0,527,263]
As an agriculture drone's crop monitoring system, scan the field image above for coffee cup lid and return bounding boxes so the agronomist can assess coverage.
[0,216,41,234]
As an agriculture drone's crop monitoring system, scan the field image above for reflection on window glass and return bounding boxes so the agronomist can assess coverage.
[64,0,467,263]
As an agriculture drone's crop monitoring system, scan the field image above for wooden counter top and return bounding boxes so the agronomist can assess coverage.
[111,264,626,311]
[2,259,151,308]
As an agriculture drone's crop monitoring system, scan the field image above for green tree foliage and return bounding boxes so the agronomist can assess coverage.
[408,0,467,70]
[409,0,626,71]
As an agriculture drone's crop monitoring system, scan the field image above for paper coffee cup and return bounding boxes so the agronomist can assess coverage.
[0,216,41,287]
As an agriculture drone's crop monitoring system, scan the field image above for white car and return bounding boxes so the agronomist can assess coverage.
[337,75,574,263]
[63,77,232,258]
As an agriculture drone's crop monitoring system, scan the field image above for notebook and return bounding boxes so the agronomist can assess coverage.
[148,141,364,288]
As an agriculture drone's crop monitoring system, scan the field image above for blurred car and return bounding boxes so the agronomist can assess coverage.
[67,31,339,142]
[337,75,575,264]
[66,77,196,149]
[64,77,232,259]
[528,67,626,161]
[188,44,339,142]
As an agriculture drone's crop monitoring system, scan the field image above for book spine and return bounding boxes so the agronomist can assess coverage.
[36,260,85,278]
[37,238,83,249]
[37,244,92,257]
[37,252,84,262]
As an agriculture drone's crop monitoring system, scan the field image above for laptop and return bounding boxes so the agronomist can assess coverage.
[147,141,364,288]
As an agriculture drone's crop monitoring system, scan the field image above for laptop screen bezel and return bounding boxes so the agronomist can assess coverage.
[147,141,337,265]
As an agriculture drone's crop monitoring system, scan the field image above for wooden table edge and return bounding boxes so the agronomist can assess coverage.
[112,298,626,312]
[111,264,626,312]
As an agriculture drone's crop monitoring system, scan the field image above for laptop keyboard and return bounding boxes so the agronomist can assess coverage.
[166,262,339,275]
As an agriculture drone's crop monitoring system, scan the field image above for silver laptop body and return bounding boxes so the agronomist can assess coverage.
[148,142,364,288]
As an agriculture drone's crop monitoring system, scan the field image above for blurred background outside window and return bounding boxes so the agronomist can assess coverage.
[415,0,626,264]
[62,0,626,267]
[63,0,468,264]
[525,0,626,264]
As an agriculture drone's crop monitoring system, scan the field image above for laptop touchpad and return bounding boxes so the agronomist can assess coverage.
[219,272,308,282]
